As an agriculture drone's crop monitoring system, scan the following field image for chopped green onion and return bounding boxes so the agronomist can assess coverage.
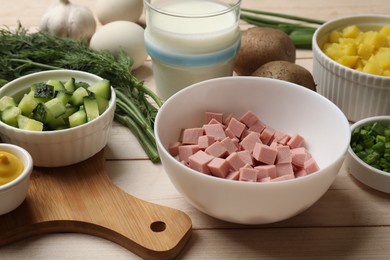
[351,122,390,173]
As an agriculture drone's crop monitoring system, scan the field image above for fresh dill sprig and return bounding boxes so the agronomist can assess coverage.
[0,25,162,162]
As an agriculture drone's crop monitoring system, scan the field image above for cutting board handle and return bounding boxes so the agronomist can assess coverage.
[0,150,192,259]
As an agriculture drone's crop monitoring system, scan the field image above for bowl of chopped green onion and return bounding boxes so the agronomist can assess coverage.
[346,116,390,193]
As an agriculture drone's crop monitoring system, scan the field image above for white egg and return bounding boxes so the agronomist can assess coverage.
[90,21,148,70]
[96,0,143,25]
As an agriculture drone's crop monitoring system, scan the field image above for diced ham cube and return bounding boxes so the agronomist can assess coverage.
[248,121,266,134]
[276,145,292,164]
[182,128,204,145]
[287,134,305,149]
[188,150,214,174]
[252,143,277,165]
[178,145,200,163]
[198,135,215,149]
[255,165,277,179]
[231,137,240,149]
[270,173,295,182]
[221,137,238,155]
[226,170,239,181]
[208,157,231,178]
[273,130,291,145]
[295,168,307,178]
[207,118,222,125]
[168,141,181,156]
[275,163,294,177]
[291,147,311,167]
[226,152,246,171]
[178,128,185,142]
[203,124,226,141]
[225,127,235,139]
[239,167,258,182]
[304,158,320,174]
[278,134,291,145]
[240,131,261,153]
[223,113,235,126]
[237,150,254,166]
[239,110,260,128]
[259,176,272,182]
[227,117,246,138]
[205,141,228,158]
[205,112,223,124]
[260,127,275,145]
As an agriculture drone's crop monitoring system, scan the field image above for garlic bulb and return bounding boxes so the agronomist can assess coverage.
[40,0,96,41]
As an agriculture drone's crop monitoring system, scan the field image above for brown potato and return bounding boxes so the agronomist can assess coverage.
[252,60,317,91]
[233,27,296,76]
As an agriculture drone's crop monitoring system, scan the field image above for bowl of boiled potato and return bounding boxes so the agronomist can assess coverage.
[312,14,390,122]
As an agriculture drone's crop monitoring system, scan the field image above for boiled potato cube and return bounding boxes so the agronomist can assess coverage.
[375,47,390,70]
[336,55,359,68]
[357,43,374,60]
[342,25,361,38]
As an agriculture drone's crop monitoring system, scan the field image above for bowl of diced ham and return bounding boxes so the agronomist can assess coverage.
[155,76,351,224]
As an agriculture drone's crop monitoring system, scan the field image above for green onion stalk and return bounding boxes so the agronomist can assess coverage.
[0,25,162,162]
[240,8,325,49]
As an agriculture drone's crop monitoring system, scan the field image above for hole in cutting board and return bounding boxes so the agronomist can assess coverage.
[150,221,166,232]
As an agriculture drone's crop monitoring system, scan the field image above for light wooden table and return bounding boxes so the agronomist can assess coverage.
[0,0,390,259]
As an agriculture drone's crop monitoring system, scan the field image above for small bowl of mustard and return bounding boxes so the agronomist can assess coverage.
[0,143,33,215]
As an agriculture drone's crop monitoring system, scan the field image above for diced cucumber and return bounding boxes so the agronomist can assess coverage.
[69,109,87,128]
[75,81,90,89]
[61,105,78,120]
[1,106,21,127]
[95,94,109,115]
[33,103,66,129]
[69,87,89,106]
[17,115,43,131]
[0,78,110,131]
[87,79,111,100]
[44,98,66,118]
[32,103,46,123]
[0,96,16,112]
[46,80,65,92]
[84,95,100,122]
[34,83,55,102]
[64,78,76,92]
[56,90,72,105]
[46,114,66,129]
[18,94,39,116]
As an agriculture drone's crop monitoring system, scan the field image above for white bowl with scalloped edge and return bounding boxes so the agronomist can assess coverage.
[312,14,390,123]
[0,70,116,167]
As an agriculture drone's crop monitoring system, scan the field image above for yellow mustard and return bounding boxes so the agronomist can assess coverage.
[0,151,24,186]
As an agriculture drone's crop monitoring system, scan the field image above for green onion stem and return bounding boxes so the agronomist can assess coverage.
[115,113,160,163]
[240,8,325,25]
[115,94,156,143]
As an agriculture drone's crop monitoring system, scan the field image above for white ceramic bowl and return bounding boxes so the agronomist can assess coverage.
[0,143,33,215]
[346,116,390,193]
[155,76,351,224]
[0,70,116,167]
[312,14,390,123]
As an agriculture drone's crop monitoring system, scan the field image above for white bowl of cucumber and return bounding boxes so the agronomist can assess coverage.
[0,70,116,167]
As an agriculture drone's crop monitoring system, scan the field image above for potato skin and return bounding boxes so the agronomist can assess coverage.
[233,27,296,76]
[252,60,317,91]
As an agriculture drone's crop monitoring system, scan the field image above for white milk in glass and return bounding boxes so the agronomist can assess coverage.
[144,0,241,100]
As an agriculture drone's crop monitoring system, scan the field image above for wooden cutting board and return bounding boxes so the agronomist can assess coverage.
[0,149,192,259]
